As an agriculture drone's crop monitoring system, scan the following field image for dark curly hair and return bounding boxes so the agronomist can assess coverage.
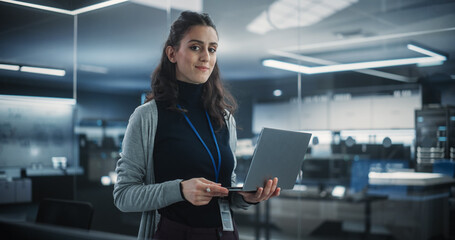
[146,11,237,129]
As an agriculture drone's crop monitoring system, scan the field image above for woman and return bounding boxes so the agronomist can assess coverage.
[113,11,280,240]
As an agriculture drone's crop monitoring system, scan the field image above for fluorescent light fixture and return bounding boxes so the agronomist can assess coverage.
[263,44,446,74]
[131,0,203,12]
[20,66,66,76]
[0,0,128,15]
[407,44,443,58]
[269,49,416,82]
[1,0,199,16]
[0,63,20,71]
[0,0,73,14]
[73,0,129,15]
[247,0,358,34]
[273,89,282,97]
[417,61,444,67]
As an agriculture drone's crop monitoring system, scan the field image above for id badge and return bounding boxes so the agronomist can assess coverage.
[218,198,234,231]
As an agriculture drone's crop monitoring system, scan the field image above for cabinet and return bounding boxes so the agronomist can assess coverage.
[253,94,420,132]
[329,98,372,130]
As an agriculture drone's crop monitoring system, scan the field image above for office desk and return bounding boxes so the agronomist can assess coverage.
[368,172,455,240]
[231,187,388,240]
[234,180,452,240]
[250,191,387,240]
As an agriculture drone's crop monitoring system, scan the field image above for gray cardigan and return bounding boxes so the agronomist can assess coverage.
[113,100,250,240]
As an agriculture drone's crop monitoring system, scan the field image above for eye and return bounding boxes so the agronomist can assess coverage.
[209,47,217,53]
[190,45,200,51]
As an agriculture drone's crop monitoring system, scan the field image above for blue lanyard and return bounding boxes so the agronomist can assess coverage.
[177,104,221,183]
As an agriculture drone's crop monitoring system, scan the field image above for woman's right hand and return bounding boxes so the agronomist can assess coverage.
[180,178,229,206]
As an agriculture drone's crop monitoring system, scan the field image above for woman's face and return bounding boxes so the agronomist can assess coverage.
[166,25,218,84]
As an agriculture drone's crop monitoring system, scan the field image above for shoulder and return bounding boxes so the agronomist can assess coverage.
[224,109,236,126]
[134,100,157,115]
[127,100,158,130]
[129,100,158,120]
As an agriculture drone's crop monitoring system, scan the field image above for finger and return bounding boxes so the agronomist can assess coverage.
[209,190,229,197]
[255,187,263,199]
[272,177,278,189]
[211,185,228,192]
[199,178,217,185]
[262,179,273,198]
[203,184,228,196]
[213,191,229,197]
[198,178,222,188]
[273,187,281,197]
[264,179,276,200]
[267,178,278,198]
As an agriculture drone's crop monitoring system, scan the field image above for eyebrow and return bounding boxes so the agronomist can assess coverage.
[187,39,218,46]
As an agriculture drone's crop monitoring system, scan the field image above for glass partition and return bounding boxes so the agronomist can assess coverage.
[0,2,77,209]
[0,3,74,98]
[0,10,98,240]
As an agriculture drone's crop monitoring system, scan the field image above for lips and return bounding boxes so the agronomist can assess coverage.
[195,66,209,71]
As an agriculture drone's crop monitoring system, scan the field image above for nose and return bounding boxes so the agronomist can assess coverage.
[199,49,209,62]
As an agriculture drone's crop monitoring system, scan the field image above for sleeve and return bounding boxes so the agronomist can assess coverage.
[113,106,184,212]
[227,113,253,210]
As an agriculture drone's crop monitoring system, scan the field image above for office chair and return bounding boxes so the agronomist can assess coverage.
[36,198,94,230]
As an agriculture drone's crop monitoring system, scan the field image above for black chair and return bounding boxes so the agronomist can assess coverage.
[36,198,94,230]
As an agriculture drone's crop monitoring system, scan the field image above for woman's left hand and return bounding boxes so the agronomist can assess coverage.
[238,177,281,204]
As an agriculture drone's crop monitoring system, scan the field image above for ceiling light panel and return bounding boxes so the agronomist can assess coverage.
[72,0,128,15]
[0,0,73,14]
[0,0,128,15]
[263,44,446,74]
[20,66,66,76]
[247,0,358,34]
[0,63,20,71]
[130,0,203,12]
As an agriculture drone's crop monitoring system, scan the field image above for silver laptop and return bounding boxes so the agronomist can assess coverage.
[229,128,312,192]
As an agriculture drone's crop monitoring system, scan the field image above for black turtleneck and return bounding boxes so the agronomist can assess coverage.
[153,80,234,228]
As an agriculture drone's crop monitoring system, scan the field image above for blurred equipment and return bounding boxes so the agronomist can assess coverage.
[301,157,351,188]
[415,106,455,172]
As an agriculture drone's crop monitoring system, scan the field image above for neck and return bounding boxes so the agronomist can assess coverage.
[177,80,204,107]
